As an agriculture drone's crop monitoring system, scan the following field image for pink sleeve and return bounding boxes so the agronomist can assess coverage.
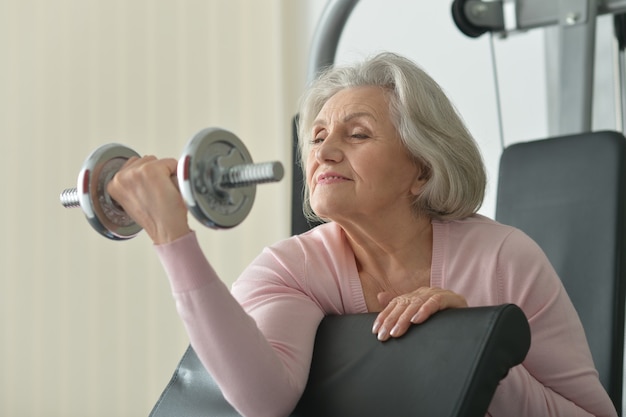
[155,232,325,417]
[487,230,617,417]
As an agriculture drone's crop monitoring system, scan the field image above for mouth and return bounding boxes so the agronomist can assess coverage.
[317,172,351,184]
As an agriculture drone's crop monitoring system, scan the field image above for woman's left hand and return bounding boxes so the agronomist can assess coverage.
[372,287,467,341]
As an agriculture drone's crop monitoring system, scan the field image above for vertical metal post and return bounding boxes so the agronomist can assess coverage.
[614,13,626,132]
[617,39,626,133]
[306,0,360,84]
[554,0,597,135]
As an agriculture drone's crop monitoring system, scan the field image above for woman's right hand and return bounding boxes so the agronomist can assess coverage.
[107,156,191,244]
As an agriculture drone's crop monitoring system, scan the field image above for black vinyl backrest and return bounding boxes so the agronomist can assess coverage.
[495,130,626,413]
[150,305,530,417]
[292,305,529,417]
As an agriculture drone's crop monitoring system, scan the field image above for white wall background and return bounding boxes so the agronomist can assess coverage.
[0,0,620,416]
[0,1,311,415]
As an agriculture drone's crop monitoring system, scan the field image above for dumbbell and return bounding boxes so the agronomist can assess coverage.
[60,127,284,240]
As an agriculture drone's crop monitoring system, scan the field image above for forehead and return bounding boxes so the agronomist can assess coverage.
[315,86,391,122]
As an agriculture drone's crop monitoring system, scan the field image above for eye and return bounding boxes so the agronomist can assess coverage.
[351,133,369,139]
[311,128,327,144]
[349,128,371,140]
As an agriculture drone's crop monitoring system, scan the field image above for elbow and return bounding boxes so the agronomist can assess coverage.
[230,396,301,417]
[224,380,304,417]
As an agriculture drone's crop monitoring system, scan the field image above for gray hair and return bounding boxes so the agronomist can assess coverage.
[297,51,486,222]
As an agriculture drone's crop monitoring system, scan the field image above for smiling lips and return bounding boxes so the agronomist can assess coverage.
[317,172,351,185]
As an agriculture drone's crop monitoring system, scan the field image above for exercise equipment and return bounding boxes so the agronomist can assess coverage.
[451,0,626,136]
[60,127,284,240]
[150,305,530,417]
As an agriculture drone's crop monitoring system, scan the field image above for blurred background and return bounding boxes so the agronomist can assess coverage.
[0,0,619,415]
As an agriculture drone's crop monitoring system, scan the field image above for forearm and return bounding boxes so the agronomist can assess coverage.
[493,231,617,417]
[174,282,305,417]
[489,365,614,417]
[155,232,315,417]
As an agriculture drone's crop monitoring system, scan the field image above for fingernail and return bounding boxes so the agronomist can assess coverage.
[411,312,422,323]
[390,324,401,337]
[372,320,381,334]
[377,326,388,341]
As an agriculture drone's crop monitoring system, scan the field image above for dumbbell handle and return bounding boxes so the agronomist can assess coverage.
[60,160,283,209]
[59,188,81,208]
[220,161,284,188]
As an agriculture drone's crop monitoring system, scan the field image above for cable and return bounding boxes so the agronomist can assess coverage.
[489,32,506,151]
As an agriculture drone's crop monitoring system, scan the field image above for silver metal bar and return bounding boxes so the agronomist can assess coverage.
[306,0,360,83]
[461,0,607,135]
[615,14,626,132]
[556,1,597,134]
[619,47,626,132]
[462,0,626,33]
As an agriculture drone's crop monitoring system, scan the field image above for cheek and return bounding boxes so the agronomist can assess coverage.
[305,154,317,186]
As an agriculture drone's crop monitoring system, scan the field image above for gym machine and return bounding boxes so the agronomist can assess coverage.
[452,0,626,136]
[288,0,626,236]
[60,127,284,240]
[308,0,626,136]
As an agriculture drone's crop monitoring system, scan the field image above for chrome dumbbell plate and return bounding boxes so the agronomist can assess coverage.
[78,143,142,240]
[178,128,257,229]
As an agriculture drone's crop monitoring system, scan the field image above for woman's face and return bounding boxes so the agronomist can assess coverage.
[306,86,426,224]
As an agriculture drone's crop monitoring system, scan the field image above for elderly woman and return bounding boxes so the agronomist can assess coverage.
[108,52,617,417]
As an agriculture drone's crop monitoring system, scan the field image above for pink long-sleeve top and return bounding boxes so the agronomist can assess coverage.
[155,214,617,417]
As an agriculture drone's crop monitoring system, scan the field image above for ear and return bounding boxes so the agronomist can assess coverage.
[410,164,430,196]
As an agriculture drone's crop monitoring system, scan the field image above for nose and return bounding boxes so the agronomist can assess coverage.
[315,133,343,164]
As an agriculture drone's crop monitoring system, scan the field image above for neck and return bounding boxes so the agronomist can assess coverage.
[343,214,433,288]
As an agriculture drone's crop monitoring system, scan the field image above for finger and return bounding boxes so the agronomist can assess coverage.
[372,295,406,333]
[122,155,141,167]
[375,296,424,341]
[371,293,394,334]
[377,291,395,309]
[411,291,468,324]
[108,156,182,213]
[114,157,177,188]
[120,155,156,170]
[388,299,424,339]
[372,292,425,334]
[159,157,179,175]
[410,293,444,324]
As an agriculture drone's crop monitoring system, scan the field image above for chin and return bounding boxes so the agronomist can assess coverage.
[311,199,352,221]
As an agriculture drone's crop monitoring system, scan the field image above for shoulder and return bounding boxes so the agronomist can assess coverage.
[236,222,350,287]
[232,222,356,314]
[433,214,554,290]
[438,215,563,305]
[263,222,345,261]
[434,214,534,250]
